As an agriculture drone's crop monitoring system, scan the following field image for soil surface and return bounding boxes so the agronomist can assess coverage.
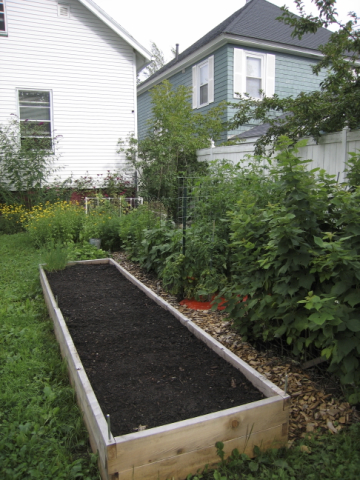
[46,263,264,436]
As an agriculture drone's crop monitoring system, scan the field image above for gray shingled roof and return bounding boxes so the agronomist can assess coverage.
[140,0,331,87]
[233,113,290,139]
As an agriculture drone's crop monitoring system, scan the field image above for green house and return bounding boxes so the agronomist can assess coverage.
[137,0,331,142]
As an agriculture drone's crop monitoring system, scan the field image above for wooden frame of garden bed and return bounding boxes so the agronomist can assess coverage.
[40,258,290,480]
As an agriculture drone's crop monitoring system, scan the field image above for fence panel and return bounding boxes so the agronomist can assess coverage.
[197,129,360,183]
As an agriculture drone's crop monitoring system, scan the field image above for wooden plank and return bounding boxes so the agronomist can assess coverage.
[40,267,112,474]
[109,259,288,401]
[115,424,287,480]
[112,395,288,473]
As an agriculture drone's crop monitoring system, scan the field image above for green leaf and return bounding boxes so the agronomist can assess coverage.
[249,461,259,472]
[309,312,334,325]
[345,319,360,332]
[336,337,359,359]
[331,282,350,296]
[344,291,360,307]
[313,236,325,248]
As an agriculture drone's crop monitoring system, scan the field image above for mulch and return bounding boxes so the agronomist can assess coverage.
[111,252,359,444]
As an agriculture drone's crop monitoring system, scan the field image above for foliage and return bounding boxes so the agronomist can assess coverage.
[42,242,69,272]
[187,425,360,479]
[140,41,166,80]
[229,0,360,154]
[0,117,62,206]
[113,138,360,396]
[67,242,107,261]
[344,151,360,188]
[70,171,134,202]
[22,201,84,247]
[80,199,124,251]
[221,138,360,399]
[0,233,99,479]
[119,80,226,212]
[117,205,160,259]
[0,203,27,234]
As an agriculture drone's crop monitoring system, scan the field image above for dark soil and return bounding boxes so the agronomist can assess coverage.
[46,264,264,437]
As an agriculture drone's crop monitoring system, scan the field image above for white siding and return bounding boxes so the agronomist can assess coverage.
[0,0,137,181]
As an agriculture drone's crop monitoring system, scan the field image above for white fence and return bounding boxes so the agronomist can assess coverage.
[197,129,360,183]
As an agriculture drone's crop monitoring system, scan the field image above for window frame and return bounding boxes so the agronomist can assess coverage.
[198,59,210,107]
[245,53,264,99]
[192,55,214,109]
[233,48,275,100]
[0,0,8,36]
[17,89,54,149]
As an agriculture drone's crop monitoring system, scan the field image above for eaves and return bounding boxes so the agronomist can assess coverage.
[137,33,325,95]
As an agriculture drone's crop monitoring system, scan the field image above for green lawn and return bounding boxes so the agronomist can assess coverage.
[0,233,99,479]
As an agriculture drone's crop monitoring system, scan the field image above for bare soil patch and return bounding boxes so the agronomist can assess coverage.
[46,263,264,437]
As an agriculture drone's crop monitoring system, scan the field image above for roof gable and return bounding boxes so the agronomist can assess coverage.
[77,0,151,70]
[140,0,331,87]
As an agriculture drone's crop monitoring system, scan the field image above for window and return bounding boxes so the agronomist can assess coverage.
[18,90,52,149]
[234,49,275,99]
[0,0,7,34]
[192,56,214,109]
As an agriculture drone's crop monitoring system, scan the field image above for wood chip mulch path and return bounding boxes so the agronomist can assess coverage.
[111,252,359,444]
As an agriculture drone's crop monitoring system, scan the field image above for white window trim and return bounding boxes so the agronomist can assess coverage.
[16,88,54,149]
[0,0,8,36]
[234,48,275,99]
[192,55,214,109]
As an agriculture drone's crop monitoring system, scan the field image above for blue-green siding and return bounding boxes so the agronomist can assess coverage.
[138,43,327,141]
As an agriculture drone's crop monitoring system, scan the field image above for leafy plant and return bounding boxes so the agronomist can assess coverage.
[0,203,27,234]
[23,201,84,247]
[187,424,360,479]
[42,242,69,271]
[67,242,107,260]
[0,117,62,206]
[221,137,360,397]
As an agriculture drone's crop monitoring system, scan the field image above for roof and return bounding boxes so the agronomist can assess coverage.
[77,0,151,71]
[139,0,331,87]
[232,113,290,140]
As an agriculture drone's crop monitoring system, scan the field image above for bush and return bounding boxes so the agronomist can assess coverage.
[0,203,27,234]
[23,201,84,247]
[221,138,360,401]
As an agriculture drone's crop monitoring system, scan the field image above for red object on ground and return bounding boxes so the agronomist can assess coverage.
[180,297,226,311]
[180,294,248,311]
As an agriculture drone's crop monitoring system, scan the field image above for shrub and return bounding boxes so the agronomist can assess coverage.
[0,203,27,234]
[23,201,84,247]
[118,204,159,259]
[221,138,360,401]
[0,117,62,207]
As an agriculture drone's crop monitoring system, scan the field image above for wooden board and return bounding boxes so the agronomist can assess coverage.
[40,258,290,480]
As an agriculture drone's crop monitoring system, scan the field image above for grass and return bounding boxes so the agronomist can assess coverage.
[187,427,360,479]
[0,232,359,480]
[0,233,100,479]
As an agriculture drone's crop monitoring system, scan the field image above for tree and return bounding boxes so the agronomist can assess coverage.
[229,0,360,154]
[140,41,166,81]
[118,80,226,211]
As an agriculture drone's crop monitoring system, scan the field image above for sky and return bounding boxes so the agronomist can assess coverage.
[93,0,356,62]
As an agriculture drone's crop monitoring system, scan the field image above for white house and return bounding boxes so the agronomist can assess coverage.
[0,0,151,182]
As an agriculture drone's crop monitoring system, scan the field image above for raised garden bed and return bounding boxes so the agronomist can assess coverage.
[40,258,290,480]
